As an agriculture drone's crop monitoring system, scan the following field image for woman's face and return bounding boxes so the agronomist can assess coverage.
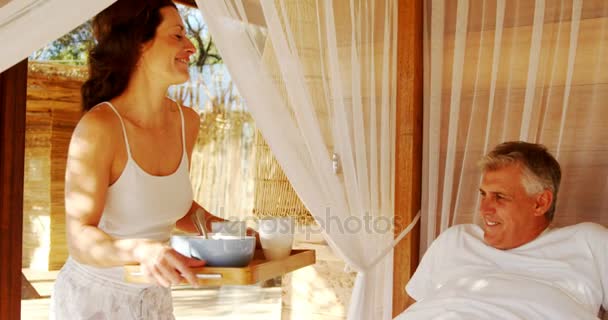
[137,6,196,85]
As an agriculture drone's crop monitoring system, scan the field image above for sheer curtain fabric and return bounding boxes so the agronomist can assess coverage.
[0,0,116,72]
[422,0,608,253]
[195,1,399,319]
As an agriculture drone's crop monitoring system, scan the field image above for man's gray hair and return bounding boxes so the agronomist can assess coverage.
[478,141,561,221]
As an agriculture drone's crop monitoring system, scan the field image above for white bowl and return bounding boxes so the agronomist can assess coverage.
[186,235,256,267]
[170,235,192,257]
[211,221,247,237]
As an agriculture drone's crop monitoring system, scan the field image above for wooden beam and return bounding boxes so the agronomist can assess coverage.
[393,0,423,317]
[0,59,27,320]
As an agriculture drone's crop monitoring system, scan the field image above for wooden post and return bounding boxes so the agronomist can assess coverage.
[0,60,28,320]
[393,0,423,317]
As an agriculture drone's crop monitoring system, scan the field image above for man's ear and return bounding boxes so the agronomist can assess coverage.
[533,190,553,217]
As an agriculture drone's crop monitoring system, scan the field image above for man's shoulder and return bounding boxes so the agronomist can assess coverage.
[576,222,606,237]
[546,222,607,244]
[553,222,607,234]
[573,221,606,230]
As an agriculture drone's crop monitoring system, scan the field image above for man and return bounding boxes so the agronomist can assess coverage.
[398,141,608,319]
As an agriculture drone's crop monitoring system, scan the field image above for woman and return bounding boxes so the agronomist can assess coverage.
[50,0,231,318]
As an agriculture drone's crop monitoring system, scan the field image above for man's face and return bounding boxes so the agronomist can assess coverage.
[479,165,547,250]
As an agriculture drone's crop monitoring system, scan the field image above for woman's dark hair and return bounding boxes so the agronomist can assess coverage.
[81,0,176,110]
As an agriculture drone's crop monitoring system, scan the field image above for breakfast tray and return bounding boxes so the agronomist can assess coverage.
[124,249,315,286]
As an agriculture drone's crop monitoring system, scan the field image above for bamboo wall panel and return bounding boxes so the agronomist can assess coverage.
[22,111,51,269]
[188,111,256,221]
[443,0,607,33]
[438,16,608,92]
[24,62,84,271]
[49,109,81,270]
[253,131,313,224]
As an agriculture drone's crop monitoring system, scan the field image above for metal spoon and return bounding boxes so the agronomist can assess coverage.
[191,209,209,239]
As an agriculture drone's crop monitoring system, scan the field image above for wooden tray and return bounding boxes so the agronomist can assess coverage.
[124,249,315,286]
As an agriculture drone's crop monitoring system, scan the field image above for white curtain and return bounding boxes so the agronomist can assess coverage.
[422,0,608,254]
[0,0,115,72]
[195,1,400,319]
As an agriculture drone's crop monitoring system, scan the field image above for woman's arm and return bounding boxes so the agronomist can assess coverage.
[64,108,203,287]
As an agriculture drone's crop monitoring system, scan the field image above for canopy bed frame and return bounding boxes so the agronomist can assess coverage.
[8,0,603,318]
[0,1,421,318]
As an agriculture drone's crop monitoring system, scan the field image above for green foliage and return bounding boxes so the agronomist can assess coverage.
[30,21,93,65]
[178,5,223,69]
[31,5,222,69]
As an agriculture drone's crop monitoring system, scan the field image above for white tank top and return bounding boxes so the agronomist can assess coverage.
[71,101,194,285]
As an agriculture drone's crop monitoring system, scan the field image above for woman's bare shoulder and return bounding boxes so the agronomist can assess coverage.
[71,104,122,150]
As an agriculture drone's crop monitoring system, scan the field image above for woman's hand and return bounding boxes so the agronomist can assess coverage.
[133,241,206,288]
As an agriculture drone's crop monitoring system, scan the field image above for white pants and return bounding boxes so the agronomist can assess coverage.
[50,258,174,320]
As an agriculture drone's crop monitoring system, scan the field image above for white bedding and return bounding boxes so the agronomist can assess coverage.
[398,223,608,320]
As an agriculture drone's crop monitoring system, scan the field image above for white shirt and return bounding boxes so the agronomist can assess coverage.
[69,102,193,286]
[398,222,608,320]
